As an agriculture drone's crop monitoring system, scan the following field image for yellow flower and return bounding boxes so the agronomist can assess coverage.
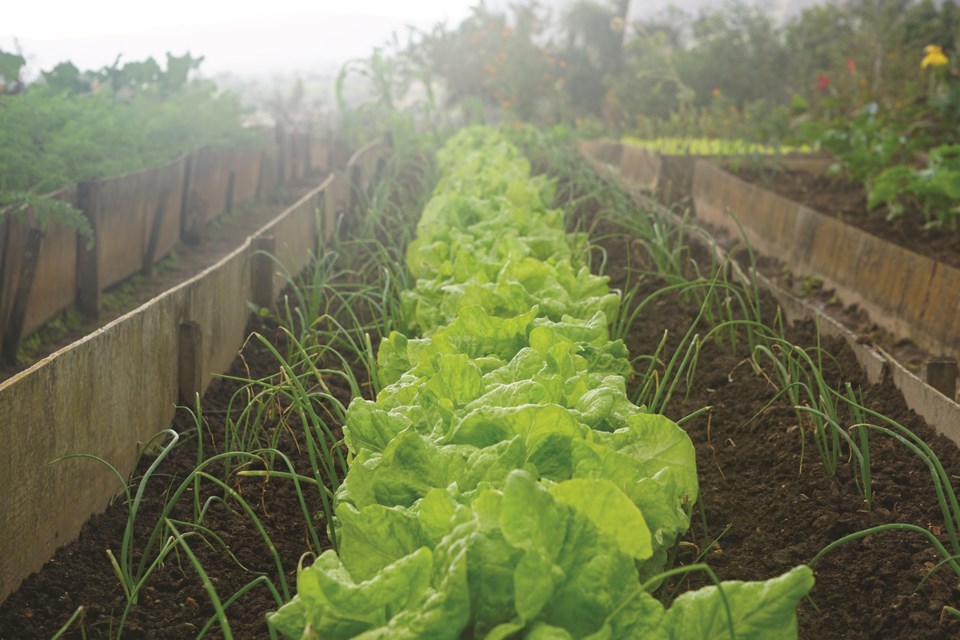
[922,44,949,69]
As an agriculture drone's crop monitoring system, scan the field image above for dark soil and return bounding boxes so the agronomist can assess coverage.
[3,150,960,639]
[731,166,960,270]
[771,262,932,377]
[0,313,361,639]
[703,164,945,382]
[585,204,960,639]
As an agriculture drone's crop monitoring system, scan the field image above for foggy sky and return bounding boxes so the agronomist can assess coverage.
[3,0,823,79]
[3,1,482,77]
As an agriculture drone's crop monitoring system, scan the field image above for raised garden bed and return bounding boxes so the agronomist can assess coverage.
[0,180,322,383]
[586,213,960,640]
[690,160,960,385]
[578,140,960,400]
[0,314,345,638]
[2,130,960,639]
[730,166,960,272]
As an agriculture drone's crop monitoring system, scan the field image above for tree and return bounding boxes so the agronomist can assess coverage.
[41,62,91,94]
[0,48,25,93]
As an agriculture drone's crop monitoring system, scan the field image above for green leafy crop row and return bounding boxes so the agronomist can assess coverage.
[267,127,812,639]
[0,75,253,196]
[0,78,253,232]
[622,136,807,157]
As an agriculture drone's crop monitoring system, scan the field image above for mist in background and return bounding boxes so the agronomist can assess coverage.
[4,0,826,79]
[3,1,481,78]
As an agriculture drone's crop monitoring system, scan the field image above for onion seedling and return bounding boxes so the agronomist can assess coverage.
[49,429,180,605]
[50,606,86,640]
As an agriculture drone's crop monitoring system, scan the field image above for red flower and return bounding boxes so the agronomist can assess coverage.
[846,58,856,74]
[815,73,832,93]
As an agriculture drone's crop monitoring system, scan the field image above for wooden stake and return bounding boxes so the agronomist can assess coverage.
[315,190,325,248]
[252,235,276,312]
[0,216,12,336]
[225,170,236,215]
[928,358,958,400]
[305,126,313,176]
[2,226,44,364]
[178,321,203,405]
[349,164,362,213]
[75,181,100,318]
[276,125,287,185]
[142,189,169,274]
[256,151,266,199]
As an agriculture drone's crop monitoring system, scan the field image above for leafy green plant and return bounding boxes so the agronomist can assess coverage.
[817,102,920,188]
[868,143,960,228]
[273,470,812,639]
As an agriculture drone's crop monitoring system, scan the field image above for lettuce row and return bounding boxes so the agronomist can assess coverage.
[403,129,613,334]
[268,127,812,639]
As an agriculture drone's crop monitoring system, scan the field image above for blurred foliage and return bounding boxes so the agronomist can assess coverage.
[323,0,960,228]
[868,142,960,228]
[337,0,960,145]
[407,2,565,123]
[818,102,926,187]
[676,3,790,108]
[333,37,446,152]
[7,0,960,229]
[0,49,252,233]
[0,48,25,92]
[35,52,206,96]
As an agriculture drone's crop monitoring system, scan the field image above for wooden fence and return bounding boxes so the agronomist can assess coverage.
[0,126,324,363]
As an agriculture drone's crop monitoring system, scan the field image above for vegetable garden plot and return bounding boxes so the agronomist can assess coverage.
[689,159,960,383]
[5,125,960,638]
[266,127,811,638]
[0,149,410,638]
[581,212,960,640]
[543,138,960,639]
[0,318,340,638]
